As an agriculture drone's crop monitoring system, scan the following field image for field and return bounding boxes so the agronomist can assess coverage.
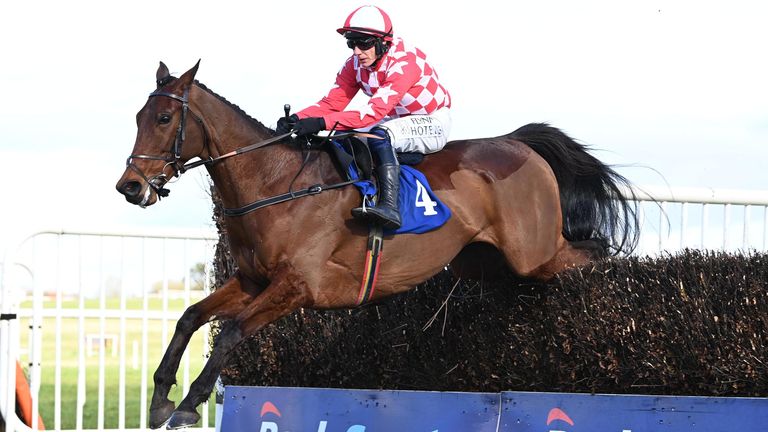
[18,297,215,430]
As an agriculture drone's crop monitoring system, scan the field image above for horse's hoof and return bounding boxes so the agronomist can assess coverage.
[149,400,176,429]
[166,409,201,430]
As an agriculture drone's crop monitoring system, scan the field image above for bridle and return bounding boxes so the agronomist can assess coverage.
[127,85,292,205]
[125,83,356,214]
[126,88,209,205]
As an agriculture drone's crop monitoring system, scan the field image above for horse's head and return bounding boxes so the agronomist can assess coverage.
[116,61,209,207]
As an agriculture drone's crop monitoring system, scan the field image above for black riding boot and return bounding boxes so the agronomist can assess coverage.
[359,163,401,229]
[352,130,402,230]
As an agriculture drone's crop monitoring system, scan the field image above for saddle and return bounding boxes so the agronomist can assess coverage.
[325,136,424,183]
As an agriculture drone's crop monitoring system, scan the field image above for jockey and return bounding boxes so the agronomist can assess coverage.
[275,5,452,230]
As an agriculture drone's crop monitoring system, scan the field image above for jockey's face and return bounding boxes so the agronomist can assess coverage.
[353,45,378,68]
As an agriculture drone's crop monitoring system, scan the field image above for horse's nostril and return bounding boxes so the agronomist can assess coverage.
[118,181,142,198]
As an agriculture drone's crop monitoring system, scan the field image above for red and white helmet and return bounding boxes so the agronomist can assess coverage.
[337,5,393,42]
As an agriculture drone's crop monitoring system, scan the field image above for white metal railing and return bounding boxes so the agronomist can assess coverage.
[1,228,218,432]
[627,186,768,254]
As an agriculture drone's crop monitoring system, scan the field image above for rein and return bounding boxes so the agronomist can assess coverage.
[130,87,360,214]
[222,133,362,217]
[182,132,291,171]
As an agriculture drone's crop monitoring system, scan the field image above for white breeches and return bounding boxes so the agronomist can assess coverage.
[364,107,452,154]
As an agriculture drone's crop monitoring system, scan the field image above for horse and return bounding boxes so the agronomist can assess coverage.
[116,61,639,429]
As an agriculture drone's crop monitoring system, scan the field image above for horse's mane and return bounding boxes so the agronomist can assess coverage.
[158,75,274,134]
[190,79,298,183]
[193,80,273,133]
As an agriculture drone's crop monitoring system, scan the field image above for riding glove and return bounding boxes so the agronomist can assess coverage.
[275,114,299,134]
[293,117,326,137]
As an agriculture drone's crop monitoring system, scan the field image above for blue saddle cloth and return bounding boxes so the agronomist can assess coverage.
[389,165,451,234]
[341,155,451,234]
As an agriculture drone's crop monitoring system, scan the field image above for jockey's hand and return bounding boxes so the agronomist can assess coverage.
[275,114,299,134]
[294,117,326,137]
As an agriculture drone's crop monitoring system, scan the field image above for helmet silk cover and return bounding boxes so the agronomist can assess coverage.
[337,5,393,41]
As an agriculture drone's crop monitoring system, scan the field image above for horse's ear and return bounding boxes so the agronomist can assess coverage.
[156,61,170,82]
[178,60,200,88]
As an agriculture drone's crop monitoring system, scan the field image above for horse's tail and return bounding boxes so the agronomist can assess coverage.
[509,123,640,256]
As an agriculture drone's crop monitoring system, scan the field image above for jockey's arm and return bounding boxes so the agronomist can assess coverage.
[320,57,421,130]
[296,57,359,119]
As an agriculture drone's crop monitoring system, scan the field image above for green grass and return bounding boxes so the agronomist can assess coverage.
[18,296,216,429]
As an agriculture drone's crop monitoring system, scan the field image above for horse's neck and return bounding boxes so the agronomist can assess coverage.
[195,91,302,213]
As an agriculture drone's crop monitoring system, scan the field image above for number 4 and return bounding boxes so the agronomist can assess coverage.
[414,179,438,216]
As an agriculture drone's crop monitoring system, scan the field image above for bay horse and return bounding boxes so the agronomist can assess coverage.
[116,61,639,429]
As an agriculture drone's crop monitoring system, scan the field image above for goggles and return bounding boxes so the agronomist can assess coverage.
[346,37,378,50]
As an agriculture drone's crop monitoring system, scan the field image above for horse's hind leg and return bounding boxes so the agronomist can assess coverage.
[149,277,252,429]
[167,266,309,429]
[450,242,508,281]
[526,239,597,280]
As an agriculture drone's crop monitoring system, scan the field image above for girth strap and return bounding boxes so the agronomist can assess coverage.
[222,179,358,217]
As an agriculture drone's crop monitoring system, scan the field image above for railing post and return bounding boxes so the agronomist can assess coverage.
[743,205,751,250]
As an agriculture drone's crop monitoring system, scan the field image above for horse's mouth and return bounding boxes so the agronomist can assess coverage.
[116,179,166,207]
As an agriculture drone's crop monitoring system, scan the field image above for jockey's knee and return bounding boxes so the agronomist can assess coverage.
[368,127,397,165]
[368,127,390,149]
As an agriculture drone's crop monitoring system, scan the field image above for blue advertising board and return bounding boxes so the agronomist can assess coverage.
[220,386,768,432]
[499,391,768,431]
[221,386,499,432]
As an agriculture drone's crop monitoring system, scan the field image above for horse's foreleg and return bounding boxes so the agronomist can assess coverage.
[167,269,309,429]
[165,319,245,429]
[149,277,252,429]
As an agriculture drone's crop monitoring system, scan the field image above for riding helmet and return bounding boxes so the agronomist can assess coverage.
[337,5,394,42]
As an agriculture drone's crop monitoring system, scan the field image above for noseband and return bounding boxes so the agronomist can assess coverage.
[126,88,210,205]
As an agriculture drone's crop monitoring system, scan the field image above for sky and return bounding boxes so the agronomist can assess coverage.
[1,0,767,257]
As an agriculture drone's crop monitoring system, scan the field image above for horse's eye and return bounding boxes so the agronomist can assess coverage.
[158,114,172,124]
